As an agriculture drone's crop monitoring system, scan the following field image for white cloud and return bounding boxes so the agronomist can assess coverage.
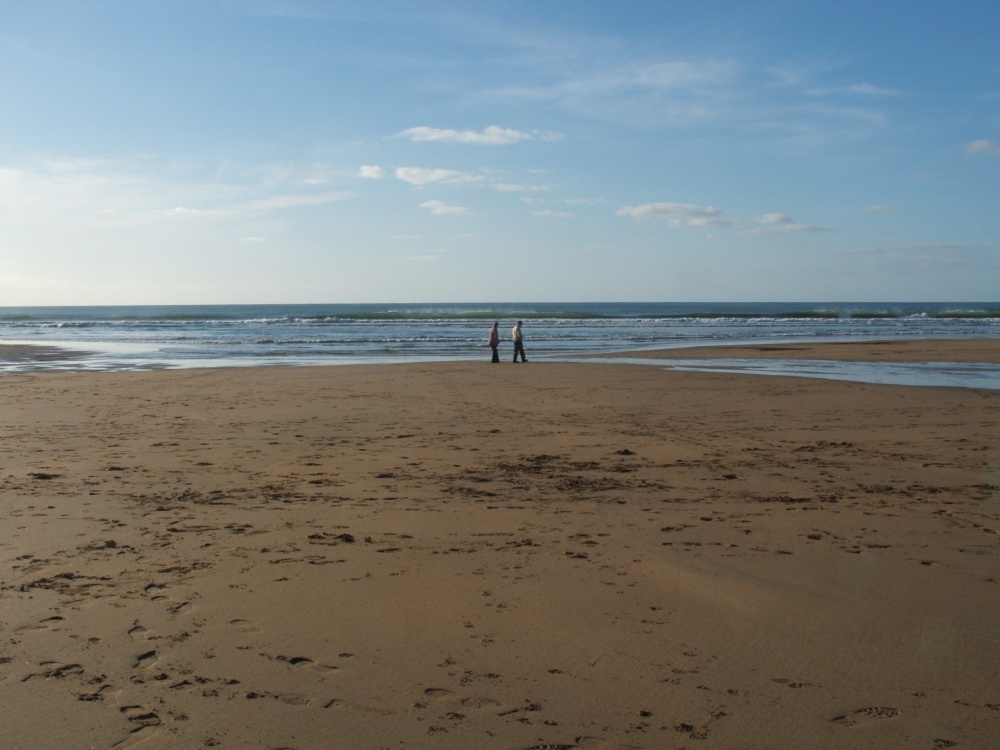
[160,206,208,216]
[804,83,901,97]
[737,225,809,237]
[0,157,357,245]
[492,182,550,193]
[965,139,1000,155]
[397,125,561,145]
[486,57,740,127]
[531,208,574,219]
[419,200,472,216]
[866,204,892,215]
[0,273,78,292]
[688,216,733,227]
[616,202,725,227]
[402,248,450,262]
[758,212,794,225]
[630,60,737,89]
[850,243,1000,272]
[358,164,386,178]
[158,192,354,219]
[237,193,352,213]
[737,213,828,237]
[395,167,484,186]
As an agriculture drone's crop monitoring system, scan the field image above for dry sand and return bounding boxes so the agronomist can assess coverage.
[1,340,997,749]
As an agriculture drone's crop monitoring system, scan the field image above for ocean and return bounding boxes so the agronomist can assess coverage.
[2,302,999,387]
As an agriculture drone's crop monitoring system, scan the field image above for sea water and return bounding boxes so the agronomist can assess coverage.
[1,302,998,387]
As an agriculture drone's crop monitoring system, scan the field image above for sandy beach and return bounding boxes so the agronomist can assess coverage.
[1,340,997,749]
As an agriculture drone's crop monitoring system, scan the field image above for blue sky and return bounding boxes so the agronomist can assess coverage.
[1,0,998,305]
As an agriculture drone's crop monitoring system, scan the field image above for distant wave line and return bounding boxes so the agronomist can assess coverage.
[4,312,1000,325]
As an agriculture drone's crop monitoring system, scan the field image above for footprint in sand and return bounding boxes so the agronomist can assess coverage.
[111,705,163,748]
[163,599,192,615]
[119,705,162,729]
[244,691,312,707]
[128,624,149,641]
[14,615,65,634]
[20,661,84,682]
[523,738,644,750]
[323,697,395,715]
[133,649,159,670]
[230,618,263,634]
[420,687,503,711]
[275,655,340,674]
[831,706,900,727]
[143,583,193,615]
[78,682,116,702]
[242,688,310,706]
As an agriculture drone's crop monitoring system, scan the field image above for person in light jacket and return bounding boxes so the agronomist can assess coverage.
[512,320,527,363]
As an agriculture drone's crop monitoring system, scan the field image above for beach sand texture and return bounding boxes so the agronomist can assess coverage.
[1,341,998,749]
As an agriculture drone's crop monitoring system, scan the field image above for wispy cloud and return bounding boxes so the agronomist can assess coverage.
[965,139,1000,155]
[759,212,794,225]
[531,208,574,219]
[616,202,728,227]
[736,213,828,237]
[419,200,472,216]
[804,83,901,97]
[358,165,386,178]
[492,182,550,193]
[158,192,354,219]
[890,242,998,254]
[397,125,561,145]
[487,58,738,126]
[616,201,833,236]
[483,42,898,150]
[395,167,484,186]
[866,204,892,215]
[851,242,1000,272]
[0,158,355,232]
[402,247,450,262]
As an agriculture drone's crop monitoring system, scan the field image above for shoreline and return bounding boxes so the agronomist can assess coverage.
[1,354,997,748]
[5,338,1000,391]
[4,335,1000,366]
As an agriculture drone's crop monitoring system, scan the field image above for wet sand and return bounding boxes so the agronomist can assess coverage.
[1,341,997,749]
[0,344,94,364]
[607,337,1000,363]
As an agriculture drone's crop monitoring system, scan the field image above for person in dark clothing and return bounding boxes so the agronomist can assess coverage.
[488,321,500,363]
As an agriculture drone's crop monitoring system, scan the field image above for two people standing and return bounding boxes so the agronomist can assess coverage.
[488,320,528,363]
